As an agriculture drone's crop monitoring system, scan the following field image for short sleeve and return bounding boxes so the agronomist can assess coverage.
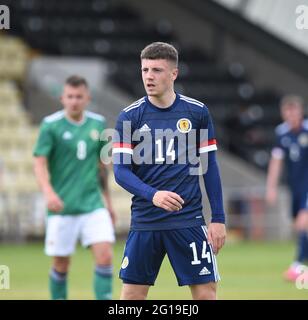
[98,118,109,160]
[33,121,54,157]
[271,134,285,159]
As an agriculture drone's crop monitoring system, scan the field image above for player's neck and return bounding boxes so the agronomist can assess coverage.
[148,91,176,109]
[65,111,85,124]
[290,119,303,132]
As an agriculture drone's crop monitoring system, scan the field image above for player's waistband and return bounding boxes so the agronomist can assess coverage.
[130,218,205,231]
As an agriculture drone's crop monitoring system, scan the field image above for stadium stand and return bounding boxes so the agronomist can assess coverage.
[0,43,41,239]
[5,0,284,170]
[214,0,308,54]
[0,36,38,192]
[2,0,303,240]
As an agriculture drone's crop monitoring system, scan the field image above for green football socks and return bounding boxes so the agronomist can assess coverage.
[49,268,67,300]
[94,265,113,300]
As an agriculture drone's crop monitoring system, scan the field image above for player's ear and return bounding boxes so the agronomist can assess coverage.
[84,86,91,102]
[172,67,178,81]
[85,92,91,104]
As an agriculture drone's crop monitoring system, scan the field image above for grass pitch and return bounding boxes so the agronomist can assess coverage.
[0,240,307,300]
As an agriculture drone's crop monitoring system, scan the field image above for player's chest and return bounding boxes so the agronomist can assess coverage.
[132,115,200,163]
[54,127,101,154]
[133,114,200,140]
[282,131,308,162]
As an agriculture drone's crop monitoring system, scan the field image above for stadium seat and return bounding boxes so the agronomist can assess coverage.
[0,37,28,81]
[0,76,39,199]
[4,0,282,173]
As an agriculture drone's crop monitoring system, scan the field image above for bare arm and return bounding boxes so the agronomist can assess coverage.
[33,156,64,212]
[99,162,116,225]
[266,157,283,205]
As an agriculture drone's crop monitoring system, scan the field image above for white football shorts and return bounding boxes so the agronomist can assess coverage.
[45,208,115,256]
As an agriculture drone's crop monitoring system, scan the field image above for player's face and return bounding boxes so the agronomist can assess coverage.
[281,103,303,129]
[61,84,90,120]
[141,59,178,98]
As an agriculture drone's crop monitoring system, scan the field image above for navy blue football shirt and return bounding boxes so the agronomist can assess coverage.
[113,93,218,230]
[272,119,308,193]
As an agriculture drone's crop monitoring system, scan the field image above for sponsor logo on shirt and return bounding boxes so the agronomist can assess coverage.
[62,131,73,140]
[139,124,151,132]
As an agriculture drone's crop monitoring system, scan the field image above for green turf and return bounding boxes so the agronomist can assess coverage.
[0,240,307,300]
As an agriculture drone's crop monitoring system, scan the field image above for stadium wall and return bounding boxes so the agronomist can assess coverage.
[125,0,308,103]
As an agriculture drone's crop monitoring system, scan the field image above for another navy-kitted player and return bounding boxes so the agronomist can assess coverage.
[113,42,226,300]
[266,95,308,282]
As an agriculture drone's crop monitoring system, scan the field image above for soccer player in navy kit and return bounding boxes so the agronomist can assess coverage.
[113,42,226,300]
[266,95,308,282]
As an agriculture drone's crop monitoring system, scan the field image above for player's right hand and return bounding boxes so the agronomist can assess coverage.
[294,211,308,232]
[152,191,184,212]
[46,191,64,213]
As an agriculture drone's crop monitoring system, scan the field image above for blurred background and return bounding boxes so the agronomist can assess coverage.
[0,0,308,299]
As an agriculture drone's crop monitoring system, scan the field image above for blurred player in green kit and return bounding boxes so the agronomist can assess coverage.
[33,75,116,300]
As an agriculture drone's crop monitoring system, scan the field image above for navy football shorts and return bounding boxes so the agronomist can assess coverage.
[119,225,220,286]
[291,190,308,218]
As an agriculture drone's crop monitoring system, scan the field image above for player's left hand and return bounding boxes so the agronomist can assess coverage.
[207,223,226,255]
[294,211,308,232]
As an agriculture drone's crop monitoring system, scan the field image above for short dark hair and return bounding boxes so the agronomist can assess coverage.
[65,75,88,88]
[280,95,304,109]
[140,42,178,66]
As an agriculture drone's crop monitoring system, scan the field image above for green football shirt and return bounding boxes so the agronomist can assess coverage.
[33,110,107,215]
